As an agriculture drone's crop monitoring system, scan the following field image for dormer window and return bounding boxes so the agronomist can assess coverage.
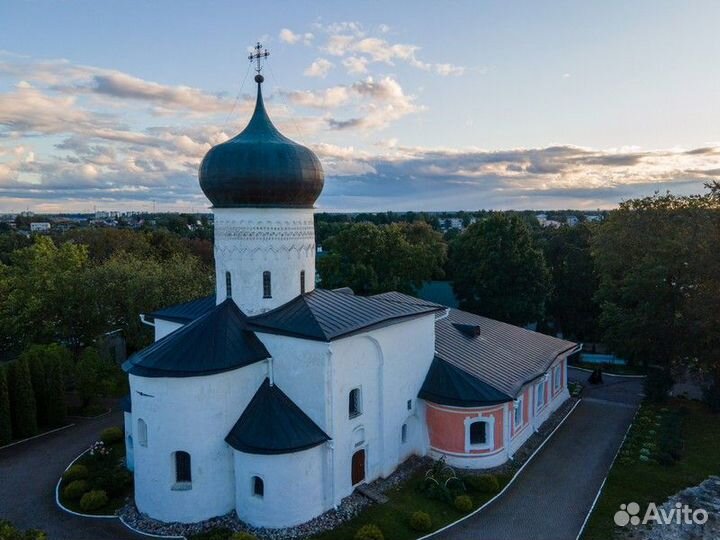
[225,271,232,298]
[263,271,272,298]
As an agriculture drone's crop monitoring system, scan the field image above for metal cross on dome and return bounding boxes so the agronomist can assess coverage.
[248,42,270,74]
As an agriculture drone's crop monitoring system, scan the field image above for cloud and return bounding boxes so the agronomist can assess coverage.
[314,22,465,76]
[342,56,369,75]
[279,28,314,45]
[303,58,334,78]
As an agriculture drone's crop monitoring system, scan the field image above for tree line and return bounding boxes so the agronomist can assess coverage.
[316,186,720,409]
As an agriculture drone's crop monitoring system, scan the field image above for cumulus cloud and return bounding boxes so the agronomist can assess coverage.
[279,28,314,45]
[313,22,466,76]
[303,58,334,78]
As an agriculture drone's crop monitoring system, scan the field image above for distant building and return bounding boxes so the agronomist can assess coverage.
[566,216,579,227]
[536,214,562,228]
[585,215,602,223]
[30,222,51,233]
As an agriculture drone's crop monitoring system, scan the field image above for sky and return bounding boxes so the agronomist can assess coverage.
[0,0,719,213]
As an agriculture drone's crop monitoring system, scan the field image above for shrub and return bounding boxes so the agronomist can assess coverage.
[0,520,47,540]
[463,474,500,494]
[644,367,673,403]
[91,468,132,496]
[445,476,466,496]
[454,495,473,513]
[62,464,89,482]
[100,426,124,445]
[79,490,109,512]
[231,533,258,540]
[409,511,432,532]
[354,524,384,540]
[63,480,89,500]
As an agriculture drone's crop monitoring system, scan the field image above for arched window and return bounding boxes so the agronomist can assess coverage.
[225,271,232,298]
[465,416,494,451]
[470,421,487,446]
[137,418,148,447]
[349,388,362,419]
[174,451,191,484]
[263,271,272,298]
[300,270,306,294]
[252,476,264,498]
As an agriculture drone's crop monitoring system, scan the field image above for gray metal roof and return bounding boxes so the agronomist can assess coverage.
[225,378,330,455]
[247,288,442,341]
[147,294,216,324]
[419,356,512,407]
[435,308,578,397]
[370,291,445,309]
[124,299,270,378]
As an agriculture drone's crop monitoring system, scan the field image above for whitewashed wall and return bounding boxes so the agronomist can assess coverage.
[233,446,326,528]
[123,411,134,471]
[213,207,315,315]
[129,362,268,523]
[153,319,183,341]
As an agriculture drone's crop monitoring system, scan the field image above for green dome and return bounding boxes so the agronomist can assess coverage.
[199,80,324,208]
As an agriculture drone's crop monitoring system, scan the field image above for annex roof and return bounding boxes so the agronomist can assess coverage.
[123,299,270,378]
[434,308,579,398]
[225,378,330,455]
[247,288,442,341]
[419,356,512,407]
[146,294,216,324]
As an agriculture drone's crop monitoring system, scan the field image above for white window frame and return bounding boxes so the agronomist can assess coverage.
[464,416,494,452]
[514,397,524,428]
[535,380,546,411]
[553,364,562,391]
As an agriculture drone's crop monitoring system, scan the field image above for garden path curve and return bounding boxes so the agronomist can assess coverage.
[0,408,141,540]
[432,368,644,540]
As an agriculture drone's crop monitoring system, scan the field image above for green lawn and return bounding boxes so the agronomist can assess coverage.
[582,400,720,540]
[310,471,512,540]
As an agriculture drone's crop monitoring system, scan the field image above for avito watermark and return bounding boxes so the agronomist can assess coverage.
[614,501,709,527]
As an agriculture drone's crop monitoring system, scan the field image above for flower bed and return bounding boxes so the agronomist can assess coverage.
[58,427,133,516]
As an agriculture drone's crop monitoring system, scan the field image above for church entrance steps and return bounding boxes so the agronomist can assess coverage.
[355,484,389,504]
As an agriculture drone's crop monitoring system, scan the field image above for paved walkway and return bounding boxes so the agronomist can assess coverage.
[435,369,644,540]
[0,409,141,540]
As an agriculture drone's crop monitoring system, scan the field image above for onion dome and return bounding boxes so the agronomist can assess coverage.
[199,75,324,208]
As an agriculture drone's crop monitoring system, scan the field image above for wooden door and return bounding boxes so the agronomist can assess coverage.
[352,449,365,485]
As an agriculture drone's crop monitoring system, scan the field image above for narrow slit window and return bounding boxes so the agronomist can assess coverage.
[300,270,306,294]
[349,388,362,419]
[252,476,264,498]
[174,451,191,484]
[401,423,408,443]
[137,418,148,447]
[263,271,272,298]
[225,271,232,298]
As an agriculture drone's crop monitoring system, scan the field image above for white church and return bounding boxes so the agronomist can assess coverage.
[121,52,580,529]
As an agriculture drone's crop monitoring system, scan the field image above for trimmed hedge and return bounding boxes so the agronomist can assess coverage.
[463,474,500,494]
[409,511,432,531]
[100,426,124,445]
[354,524,384,540]
[454,495,473,513]
[63,480,90,500]
[230,533,258,540]
[62,464,89,483]
[79,489,109,512]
